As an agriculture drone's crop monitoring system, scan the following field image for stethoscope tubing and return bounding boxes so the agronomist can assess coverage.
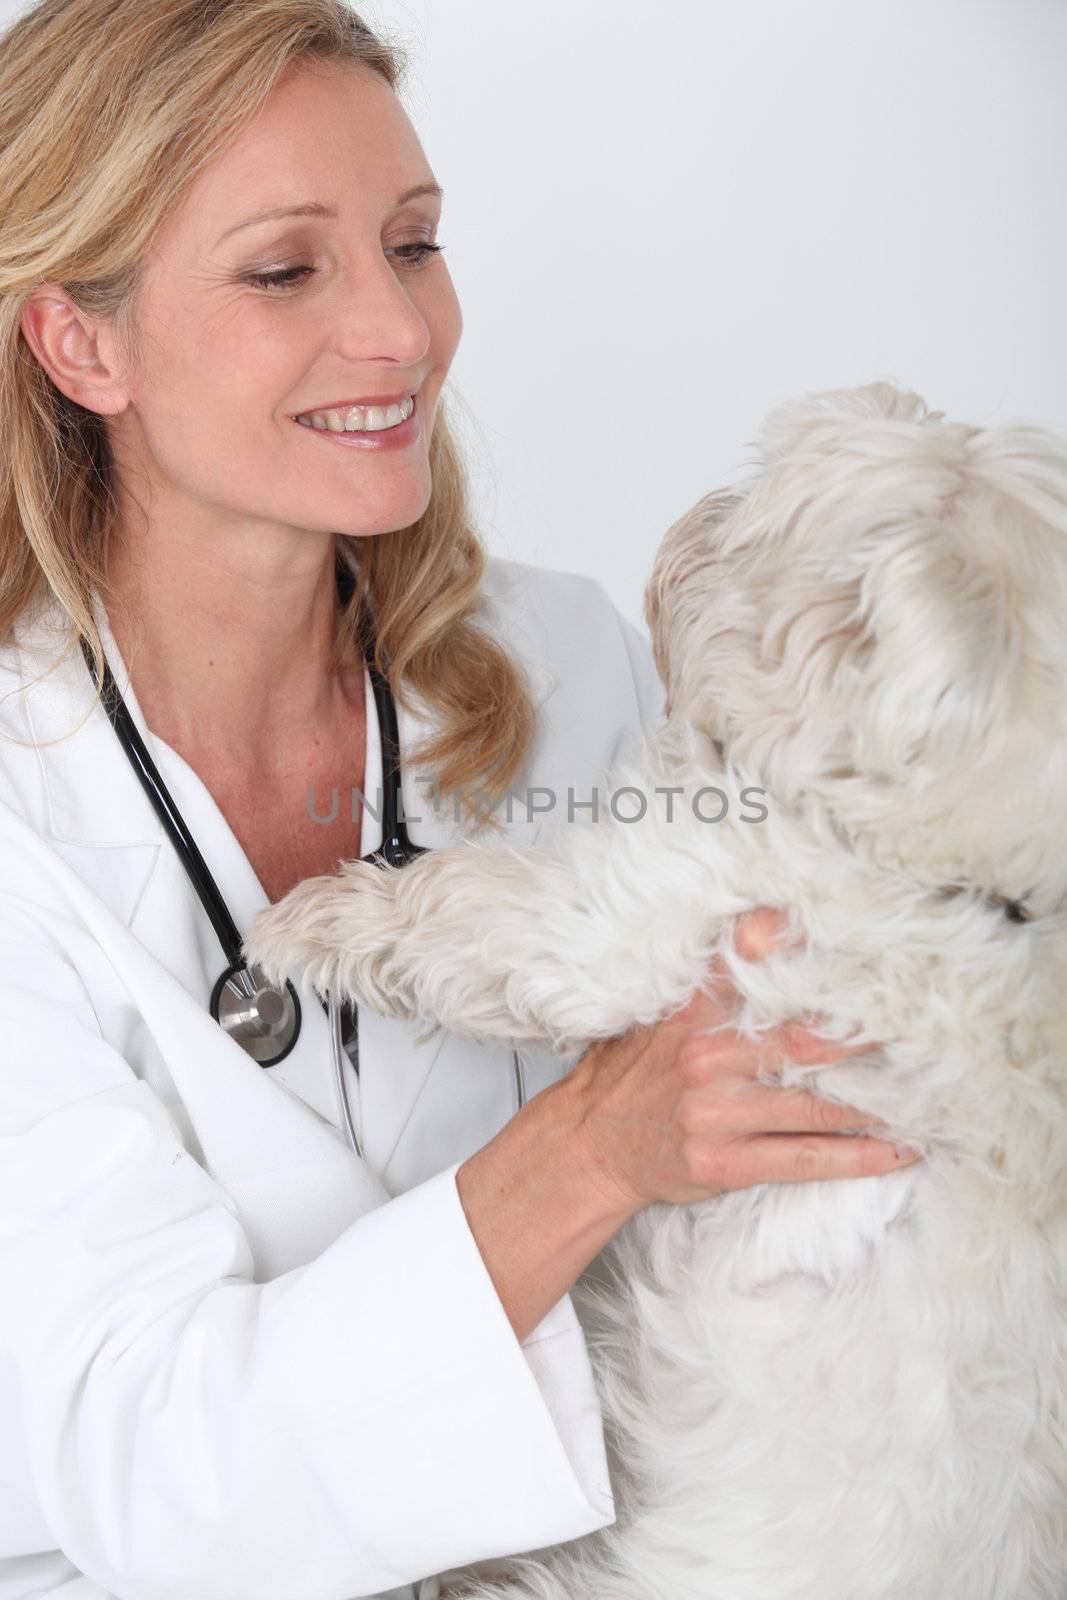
[329,994,364,1157]
[80,635,247,970]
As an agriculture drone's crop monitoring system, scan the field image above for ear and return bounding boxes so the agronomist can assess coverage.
[817,466,1067,910]
[643,485,746,710]
[756,465,1057,798]
[818,510,1018,781]
[20,285,129,417]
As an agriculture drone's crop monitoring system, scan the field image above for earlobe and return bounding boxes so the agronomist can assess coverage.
[19,285,128,416]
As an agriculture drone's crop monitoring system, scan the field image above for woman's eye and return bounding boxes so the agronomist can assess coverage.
[244,242,445,293]
[389,241,446,269]
[244,265,315,291]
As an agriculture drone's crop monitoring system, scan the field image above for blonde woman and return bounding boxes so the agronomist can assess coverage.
[0,3,919,1598]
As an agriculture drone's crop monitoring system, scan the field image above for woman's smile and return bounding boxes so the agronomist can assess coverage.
[290,390,421,450]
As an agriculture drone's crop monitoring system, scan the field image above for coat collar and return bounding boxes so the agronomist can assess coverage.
[11,582,557,855]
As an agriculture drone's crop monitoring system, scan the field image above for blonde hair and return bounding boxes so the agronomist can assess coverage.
[0,0,534,829]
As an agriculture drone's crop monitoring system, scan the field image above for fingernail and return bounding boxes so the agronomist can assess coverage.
[893,1144,921,1162]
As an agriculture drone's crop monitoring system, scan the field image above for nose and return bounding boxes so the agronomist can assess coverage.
[331,247,432,369]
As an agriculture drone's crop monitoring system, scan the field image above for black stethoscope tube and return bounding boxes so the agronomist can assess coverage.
[364,654,430,871]
[80,635,247,970]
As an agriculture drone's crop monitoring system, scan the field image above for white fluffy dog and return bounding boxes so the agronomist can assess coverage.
[246,382,1067,1599]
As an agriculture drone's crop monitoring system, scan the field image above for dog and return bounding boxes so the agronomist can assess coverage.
[245,381,1067,1599]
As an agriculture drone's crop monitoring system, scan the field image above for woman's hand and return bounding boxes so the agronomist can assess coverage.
[456,905,919,1343]
[562,905,919,1215]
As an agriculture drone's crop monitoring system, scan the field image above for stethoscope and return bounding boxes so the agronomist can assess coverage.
[79,629,527,1159]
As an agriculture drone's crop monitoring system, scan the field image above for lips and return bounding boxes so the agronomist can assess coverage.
[294,394,415,435]
[291,392,421,449]
[290,389,417,421]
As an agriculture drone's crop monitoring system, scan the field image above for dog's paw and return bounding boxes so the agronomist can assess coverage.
[243,860,406,1006]
[241,872,355,995]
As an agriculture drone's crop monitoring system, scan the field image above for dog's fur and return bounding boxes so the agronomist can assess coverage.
[245,382,1067,1599]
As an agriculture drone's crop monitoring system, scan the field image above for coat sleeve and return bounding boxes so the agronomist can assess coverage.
[0,897,615,1600]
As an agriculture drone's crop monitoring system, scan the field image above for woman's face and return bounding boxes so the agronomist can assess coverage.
[107,59,462,552]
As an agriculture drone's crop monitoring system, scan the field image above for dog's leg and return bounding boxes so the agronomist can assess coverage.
[243,841,629,1051]
[245,845,575,1045]
[243,793,741,1052]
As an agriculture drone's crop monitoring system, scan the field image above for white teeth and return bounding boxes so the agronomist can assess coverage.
[297,394,415,433]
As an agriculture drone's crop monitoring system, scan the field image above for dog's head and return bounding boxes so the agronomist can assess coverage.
[645,380,1067,917]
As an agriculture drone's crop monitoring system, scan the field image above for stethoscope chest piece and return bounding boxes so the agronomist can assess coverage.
[210,963,302,1066]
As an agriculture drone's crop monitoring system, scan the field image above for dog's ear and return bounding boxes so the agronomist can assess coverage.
[643,485,745,709]
[789,406,1067,793]
[822,423,1067,909]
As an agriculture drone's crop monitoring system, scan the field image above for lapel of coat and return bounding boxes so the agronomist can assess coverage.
[351,616,557,1178]
[10,588,558,1204]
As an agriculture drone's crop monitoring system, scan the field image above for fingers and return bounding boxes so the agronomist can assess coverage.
[729,1133,922,1188]
[681,907,800,1022]
[683,1021,878,1079]
[669,1010,879,1082]
[732,906,793,963]
[673,906,879,1086]
[671,908,794,1029]
[748,1021,879,1070]
[716,1081,889,1137]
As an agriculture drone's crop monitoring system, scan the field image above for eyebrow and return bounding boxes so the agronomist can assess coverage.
[215,182,443,246]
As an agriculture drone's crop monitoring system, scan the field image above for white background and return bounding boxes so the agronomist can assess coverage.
[5,0,1065,626]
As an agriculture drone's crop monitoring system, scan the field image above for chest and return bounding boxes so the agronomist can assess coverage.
[201,724,368,905]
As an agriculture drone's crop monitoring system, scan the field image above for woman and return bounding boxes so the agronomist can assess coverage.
[0,3,919,1598]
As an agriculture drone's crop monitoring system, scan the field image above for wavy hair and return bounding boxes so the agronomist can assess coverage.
[0,0,534,828]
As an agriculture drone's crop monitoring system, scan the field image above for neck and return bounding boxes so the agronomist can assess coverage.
[103,521,363,777]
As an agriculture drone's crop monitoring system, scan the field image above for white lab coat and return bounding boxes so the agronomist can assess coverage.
[0,556,666,1600]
